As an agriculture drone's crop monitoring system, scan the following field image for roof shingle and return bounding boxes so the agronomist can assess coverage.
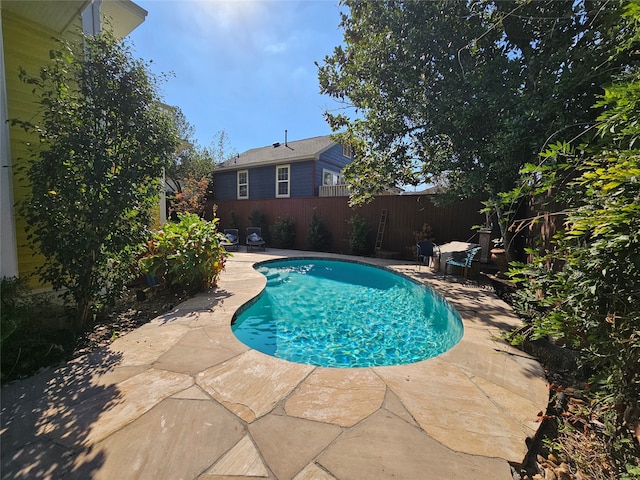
[218,135,335,170]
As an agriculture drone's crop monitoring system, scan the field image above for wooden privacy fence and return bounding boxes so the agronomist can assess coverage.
[206,195,485,258]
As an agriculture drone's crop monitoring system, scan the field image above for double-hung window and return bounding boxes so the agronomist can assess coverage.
[237,170,248,199]
[276,165,290,198]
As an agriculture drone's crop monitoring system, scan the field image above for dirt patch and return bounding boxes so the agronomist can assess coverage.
[72,287,190,358]
[1,287,190,384]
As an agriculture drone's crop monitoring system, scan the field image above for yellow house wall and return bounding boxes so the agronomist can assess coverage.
[4,8,161,289]
[3,11,83,286]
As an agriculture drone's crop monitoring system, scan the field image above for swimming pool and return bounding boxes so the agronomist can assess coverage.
[231,258,463,368]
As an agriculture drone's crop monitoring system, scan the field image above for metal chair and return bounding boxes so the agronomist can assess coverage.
[444,246,482,278]
[222,229,239,251]
[416,241,440,269]
[246,227,266,252]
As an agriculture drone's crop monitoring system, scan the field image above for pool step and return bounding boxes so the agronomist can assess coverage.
[265,271,289,286]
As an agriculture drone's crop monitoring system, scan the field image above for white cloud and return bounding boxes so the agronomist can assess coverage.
[192,0,268,30]
[264,41,287,54]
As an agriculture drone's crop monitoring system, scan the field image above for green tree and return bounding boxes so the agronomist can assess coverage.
[165,114,236,216]
[14,31,179,329]
[347,214,371,255]
[165,112,236,195]
[505,3,640,471]
[318,0,633,256]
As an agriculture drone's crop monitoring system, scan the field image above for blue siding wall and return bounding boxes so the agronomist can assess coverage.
[213,171,237,200]
[250,165,273,199]
[291,162,314,197]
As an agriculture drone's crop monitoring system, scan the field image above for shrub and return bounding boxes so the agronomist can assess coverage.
[229,210,240,229]
[248,209,268,242]
[413,223,434,243]
[13,31,178,329]
[1,277,69,382]
[347,214,372,255]
[139,213,229,294]
[307,209,332,251]
[270,216,297,249]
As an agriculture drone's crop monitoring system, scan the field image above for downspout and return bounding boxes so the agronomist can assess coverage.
[81,0,102,35]
[312,160,316,196]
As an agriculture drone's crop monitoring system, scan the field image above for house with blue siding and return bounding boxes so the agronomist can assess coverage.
[213,135,353,200]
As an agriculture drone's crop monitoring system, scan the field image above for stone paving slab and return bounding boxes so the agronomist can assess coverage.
[72,398,244,480]
[250,414,342,480]
[285,368,386,427]
[204,435,270,478]
[197,349,314,423]
[0,249,549,480]
[375,359,530,460]
[317,409,512,480]
[70,368,194,447]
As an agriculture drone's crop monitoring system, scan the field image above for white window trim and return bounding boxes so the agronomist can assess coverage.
[275,164,290,198]
[342,144,352,158]
[237,170,249,199]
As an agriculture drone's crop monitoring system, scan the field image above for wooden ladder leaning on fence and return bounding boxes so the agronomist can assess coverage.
[375,210,388,251]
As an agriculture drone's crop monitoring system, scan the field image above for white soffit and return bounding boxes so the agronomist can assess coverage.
[1,1,146,38]
[101,0,147,39]
[1,0,90,33]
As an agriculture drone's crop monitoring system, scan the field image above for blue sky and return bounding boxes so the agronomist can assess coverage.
[127,0,346,155]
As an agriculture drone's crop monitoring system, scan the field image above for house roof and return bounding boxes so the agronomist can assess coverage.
[217,135,336,171]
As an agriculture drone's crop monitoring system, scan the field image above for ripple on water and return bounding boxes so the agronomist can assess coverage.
[232,259,463,368]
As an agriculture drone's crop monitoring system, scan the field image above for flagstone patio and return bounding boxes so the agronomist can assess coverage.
[0,250,549,480]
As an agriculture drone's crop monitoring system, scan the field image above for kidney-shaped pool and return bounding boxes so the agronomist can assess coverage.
[231,258,463,368]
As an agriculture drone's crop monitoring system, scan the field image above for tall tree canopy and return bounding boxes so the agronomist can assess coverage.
[15,32,178,328]
[164,109,237,217]
[318,0,634,230]
[504,3,640,471]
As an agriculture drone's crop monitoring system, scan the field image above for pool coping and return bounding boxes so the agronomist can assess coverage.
[0,249,549,480]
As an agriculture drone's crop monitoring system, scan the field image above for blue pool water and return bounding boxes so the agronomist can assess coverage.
[231,258,464,368]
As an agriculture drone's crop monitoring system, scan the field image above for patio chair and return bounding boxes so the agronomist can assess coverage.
[416,241,440,269]
[444,246,482,278]
[246,227,266,252]
[222,229,239,251]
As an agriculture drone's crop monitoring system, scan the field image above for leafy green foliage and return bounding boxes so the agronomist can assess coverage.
[269,216,296,249]
[139,213,229,294]
[347,214,371,256]
[504,5,640,470]
[307,209,332,251]
[1,277,37,346]
[1,277,69,382]
[228,210,240,230]
[318,0,634,251]
[248,209,268,242]
[164,106,236,196]
[507,78,640,404]
[13,31,179,329]
[167,174,209,218]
